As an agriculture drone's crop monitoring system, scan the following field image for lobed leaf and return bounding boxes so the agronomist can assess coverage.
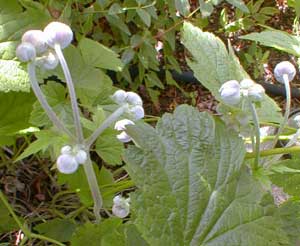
[124,105,290,246]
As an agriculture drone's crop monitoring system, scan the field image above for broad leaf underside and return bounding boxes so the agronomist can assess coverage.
[124,105,289,246]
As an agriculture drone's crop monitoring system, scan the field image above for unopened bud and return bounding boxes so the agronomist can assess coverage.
[16,42,36,62]
[248,84,265,102]
[219,80,241,105]
[274,61,296,84]
[43,21,73,49]
[111,90,127,105]
[129,105,145,120]
[36,51,59,70]
[56,154,79,174]
[114,119,134,143]
[126,92,143,106]
[21,30,48,54]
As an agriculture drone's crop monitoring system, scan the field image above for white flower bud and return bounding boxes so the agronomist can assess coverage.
[240,79,255,90]
[219,80,241,105]
[111,90,127,105]
[16,42,36,62]
[116,131,132,143]
[274,61,296,84]
[126,92,143,106]
[114,119,135,143]
[129,105,145,120]
[247,84,265,102]
[56,154,79,174]
[112,195,130,218]
[36,51,59,70]
[75,149,87,164]
[21,30,48,54]
[43,22,73,49]
[114,119,135,131]
[61,145,72,154]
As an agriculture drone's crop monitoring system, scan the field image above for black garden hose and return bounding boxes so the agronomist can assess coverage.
[170,70,300,98]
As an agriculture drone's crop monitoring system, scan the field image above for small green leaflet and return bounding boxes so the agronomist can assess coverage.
[79,37,124,71]
[0,197,19,233]
[34,218,76,242]
[137,9,151,27]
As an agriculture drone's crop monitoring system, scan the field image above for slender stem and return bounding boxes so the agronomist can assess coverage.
[82,153,103,222]
[245,145,300,159]
[271,74,291,148]
[248,100,261,169]
[86,105,127,148]
[0,191,65,246]
[30,233,65,246]
[285,128,300,147]
[27,63,74,140]
[54,44,84,144]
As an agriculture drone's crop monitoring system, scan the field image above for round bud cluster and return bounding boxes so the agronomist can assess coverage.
[114,119,135,143]
[112,195,130,218]
[111,90,144,120]
[274,61,296,84]
[56,145,87,174]
[219,79,265,105]
[16,21,73,69]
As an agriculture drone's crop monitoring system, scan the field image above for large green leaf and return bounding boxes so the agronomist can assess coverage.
[124,105,290,246]
[181,22,282,123]
[241,30,300,56]
[0,0,50,92]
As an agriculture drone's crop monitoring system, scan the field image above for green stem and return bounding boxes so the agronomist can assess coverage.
[0,191,65,246]
[271,74,291,148]
[82,153,103,222]
[54,44,84,144]
[27,63,74,140]
[86,105,127,148]
[248,100,260,169]
[245,145,300,159]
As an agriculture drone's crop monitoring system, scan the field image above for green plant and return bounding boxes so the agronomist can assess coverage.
[2,1,300,245]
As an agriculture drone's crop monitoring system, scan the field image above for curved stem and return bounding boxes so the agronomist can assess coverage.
[248,100,260,169]
[27,63,74,140]
[83,153,103,222]
[285,128,300,147]
[86,105,127,148]
[271,74,291,148]
[54,44,84,144]
[245,145,300,159]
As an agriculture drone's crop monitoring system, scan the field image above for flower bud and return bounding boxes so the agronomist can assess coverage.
[16,42,36,62]
[111,90,127,105]
[247,84,265,102]
[56,154,79,174]
[43,22,73,49]
[114,119,135,143]
[61,145,72,154]
[129,105,145,120]
[274,61,296,84]
[75,149,87,164]
[219,80,241,105]
[112,195,130,218]
[126,92,143,106]
[36,51,59,70]
[21,30,48,54]
[240,79,255,90]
